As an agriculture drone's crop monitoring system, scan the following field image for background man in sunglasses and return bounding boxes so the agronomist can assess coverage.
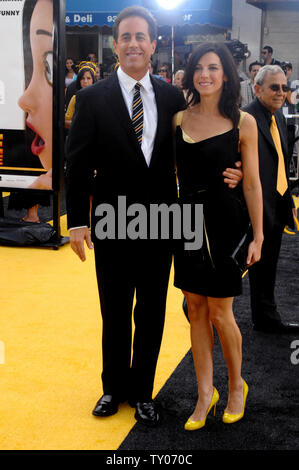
[261,46,281,67]
[243,65,299,334]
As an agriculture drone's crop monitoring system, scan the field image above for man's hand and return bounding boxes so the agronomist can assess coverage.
[70,227,93,261]
[223,161,243,188]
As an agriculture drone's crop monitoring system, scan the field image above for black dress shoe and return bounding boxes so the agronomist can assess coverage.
[254,320,299,334]
[92,394,120,417]
[130,401,161,427]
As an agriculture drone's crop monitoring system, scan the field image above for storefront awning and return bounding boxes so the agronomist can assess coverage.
[66,0,142,27]
[66,0,232,29]
[247,0,299,8]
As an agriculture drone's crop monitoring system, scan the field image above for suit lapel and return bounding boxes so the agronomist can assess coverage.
[252,99,288,160]
[252,99,277,153]
[103,72,148,169]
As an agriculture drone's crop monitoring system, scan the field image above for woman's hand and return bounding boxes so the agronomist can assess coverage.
[246,238,263,267]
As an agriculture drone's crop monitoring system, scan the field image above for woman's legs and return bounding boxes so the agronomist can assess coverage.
[207,297,244,414]
[184,291,215,421]
[185,291,244,419]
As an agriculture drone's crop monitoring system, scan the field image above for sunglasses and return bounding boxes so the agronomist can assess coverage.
[269,84,290,92]
[158,69,167,72]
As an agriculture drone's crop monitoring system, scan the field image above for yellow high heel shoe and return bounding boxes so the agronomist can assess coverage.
[222,379,248,424]
[284,216,299,234]
[284,226,296,235]
[184,387,219,431]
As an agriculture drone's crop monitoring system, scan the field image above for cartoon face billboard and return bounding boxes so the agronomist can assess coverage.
[0,0,54,190]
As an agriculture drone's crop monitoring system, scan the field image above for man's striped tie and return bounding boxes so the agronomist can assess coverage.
[132,82,143,145]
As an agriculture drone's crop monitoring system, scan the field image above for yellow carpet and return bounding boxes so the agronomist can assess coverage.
[0,215,190,450]
[1,195,298,449]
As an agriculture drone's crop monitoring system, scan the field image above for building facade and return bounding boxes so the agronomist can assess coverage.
[247,0,299,77]
[65,0,299,81]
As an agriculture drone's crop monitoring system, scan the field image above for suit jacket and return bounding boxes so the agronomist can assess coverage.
[240,79,255,107]
[66,72,186,231]
[243,98,294,231]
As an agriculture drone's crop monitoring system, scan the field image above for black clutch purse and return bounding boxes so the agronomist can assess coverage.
[230,223,253,274]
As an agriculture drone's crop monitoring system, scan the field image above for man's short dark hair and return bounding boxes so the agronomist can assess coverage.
[262,46,273,55]
[249,61,263,72]
[113,6,157,43]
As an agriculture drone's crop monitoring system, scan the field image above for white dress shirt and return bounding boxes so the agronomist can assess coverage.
[117,66,158,167]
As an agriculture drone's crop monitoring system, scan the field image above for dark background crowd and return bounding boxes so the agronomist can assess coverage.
[64,44,299,187]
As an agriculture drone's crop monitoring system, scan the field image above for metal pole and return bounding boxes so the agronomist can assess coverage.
[171,25,174,83]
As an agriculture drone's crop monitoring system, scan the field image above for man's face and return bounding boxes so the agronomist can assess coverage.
[249,65,261,82]
[254,72,287,113]
[113,16,156,80]
[261,49,271,64]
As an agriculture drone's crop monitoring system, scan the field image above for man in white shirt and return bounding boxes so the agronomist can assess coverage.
[240,61,262,107]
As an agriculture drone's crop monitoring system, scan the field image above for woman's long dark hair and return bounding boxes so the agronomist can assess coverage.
[183,42,241,128]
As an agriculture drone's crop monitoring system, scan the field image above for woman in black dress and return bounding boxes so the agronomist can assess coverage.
[173,43,263,429]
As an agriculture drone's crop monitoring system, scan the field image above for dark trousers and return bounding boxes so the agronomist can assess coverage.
[94,239,172,402]
[248,222,284,326]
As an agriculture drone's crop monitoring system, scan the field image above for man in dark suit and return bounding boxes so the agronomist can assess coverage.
[243,65,299,334]
[66,6,242,427]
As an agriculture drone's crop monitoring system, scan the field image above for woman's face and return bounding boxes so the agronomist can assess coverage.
[193,52,226,99]
[80,71,93,88]
[66,59,74,71]
[18,0,53,171]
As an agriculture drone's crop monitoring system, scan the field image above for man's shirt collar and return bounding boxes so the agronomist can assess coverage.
[256,97,273,125]
[117,66,152,94]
